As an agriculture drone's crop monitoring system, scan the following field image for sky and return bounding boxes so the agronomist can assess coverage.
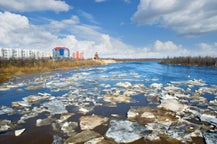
[0,0,217,58]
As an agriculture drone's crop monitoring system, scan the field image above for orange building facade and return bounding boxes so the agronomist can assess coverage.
[72,51,84,60]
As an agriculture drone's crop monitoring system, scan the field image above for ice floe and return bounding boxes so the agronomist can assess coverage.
[84,136,105,144]
[115,82,132,88]
[105,119,147,143]
[23,93,50,103]
[0,105,14,115]
[52,135,63,144]
[158,98,188,114]
[0,119,13,132]
[12,101,31,107]
[15,128,25,136]
[43,99,68,115]
[104,93,131,103]
[200,114,217,127]
[60,121,78,136]
[203,132,217,144]
[36,117,54,127]
[64,130,101,144]
[79,115,108,130]
[57,113,74,123]
[150,83,163,89]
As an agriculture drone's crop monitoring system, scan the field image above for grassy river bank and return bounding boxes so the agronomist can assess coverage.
[0,59,113,83]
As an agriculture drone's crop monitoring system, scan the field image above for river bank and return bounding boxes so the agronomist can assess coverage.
[0,59,115,83]
[159,56,217,67]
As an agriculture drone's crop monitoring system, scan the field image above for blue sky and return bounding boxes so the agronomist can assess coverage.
[0,0,217,58]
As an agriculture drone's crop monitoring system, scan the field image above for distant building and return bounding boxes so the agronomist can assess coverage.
[53,47,70,59]
[0,48,43,59]
[94,52,99,60]
[72,51,84,60]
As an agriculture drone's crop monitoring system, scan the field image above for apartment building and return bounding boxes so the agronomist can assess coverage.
[0,48,44,59]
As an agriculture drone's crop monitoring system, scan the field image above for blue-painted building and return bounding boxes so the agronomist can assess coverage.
[53,47,70,59]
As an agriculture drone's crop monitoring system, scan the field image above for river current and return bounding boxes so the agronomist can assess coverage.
[0,61,217,144]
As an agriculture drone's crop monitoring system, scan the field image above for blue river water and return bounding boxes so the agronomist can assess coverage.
[1,61,217,106]
[0,61,217,144]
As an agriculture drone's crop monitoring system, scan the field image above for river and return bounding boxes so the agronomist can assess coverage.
[0,61,217,144]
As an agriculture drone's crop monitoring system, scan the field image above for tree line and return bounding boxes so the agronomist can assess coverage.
[159,56,217,67]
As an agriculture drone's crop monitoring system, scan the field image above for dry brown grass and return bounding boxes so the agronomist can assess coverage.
[0,59,103,83]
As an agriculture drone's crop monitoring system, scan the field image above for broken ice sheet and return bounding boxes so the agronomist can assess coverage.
[203,132,217,144]
[187,79,206,87]
[150,83,163,89]
[200,114,217,127]
[115,82,132,88]
[105,119,147,143]
[11,101,31,107]
[65,130,101,144]
[22,93,50,103]
[158,98,188,114]
[79,114,108,130]
[84,137,105,144]
[43,99,68,115]
[36,117,54,127]
[0,105,14,115]
[52,135,63,144]
[0,119,13,132]
[103,92,131,104]
[15,128,25,136]
[60,121,78,136]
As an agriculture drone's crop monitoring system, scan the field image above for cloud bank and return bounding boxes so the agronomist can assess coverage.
[0,9,216,58]
[132,0,217,36]
[0,0,70,12]
[0,11,145,58]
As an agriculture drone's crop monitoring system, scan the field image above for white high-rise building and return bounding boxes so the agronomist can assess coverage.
[0,48,44,59]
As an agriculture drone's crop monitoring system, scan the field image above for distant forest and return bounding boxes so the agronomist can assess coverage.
[160,56,217,67]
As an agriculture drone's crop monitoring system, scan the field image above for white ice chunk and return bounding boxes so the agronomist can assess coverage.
[158,99,188,114]
[203,132,217,144]
[43,99,67,115]
[12,101,30,107]
[150,83,163,89]
[105,120,146,143]
[200,114,217,127]
[0,106,14,115]
[15,128,25,136]
[115,82,132,88]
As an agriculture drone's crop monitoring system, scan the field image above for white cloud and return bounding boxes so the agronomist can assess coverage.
[154,40,178,51]
[50,15,80,29]
[48,16,102,42]
[148,40,190,58]
[0,0,70,12]
[0,11,57,52]
[1,11,215,59]
[131,0,217,35]
[197,42,217,56]
[0,12,150,58]
[95,0,107,3]
[78,10,99,24]
[0,11,29,30]
[121,40,191,58]
[0,11,142,58]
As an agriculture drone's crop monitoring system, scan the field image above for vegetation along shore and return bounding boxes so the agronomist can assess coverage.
[1,56,216,83]
[160,56,217,67]
[0,59,114,83]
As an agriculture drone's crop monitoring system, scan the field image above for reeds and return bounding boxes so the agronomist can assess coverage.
[0,59,103,83]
